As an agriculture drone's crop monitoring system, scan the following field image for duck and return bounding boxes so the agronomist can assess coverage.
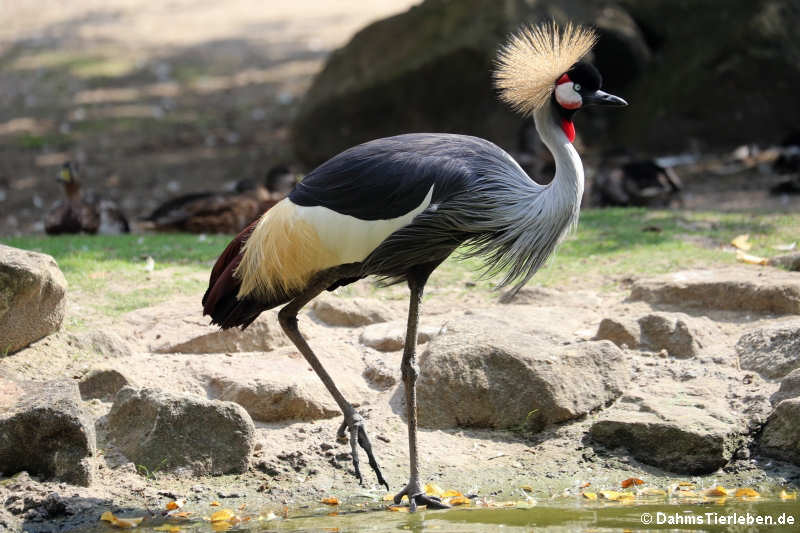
[590,152,683,207]
[141,165,296,234]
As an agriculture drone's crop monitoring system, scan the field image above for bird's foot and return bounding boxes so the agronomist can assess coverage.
[393,482,451,512]
[336,412,389,491]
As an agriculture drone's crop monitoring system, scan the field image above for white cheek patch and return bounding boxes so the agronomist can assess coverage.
[555,82,582,110]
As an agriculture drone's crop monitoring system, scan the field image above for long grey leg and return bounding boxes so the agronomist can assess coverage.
[393,267,449,511]
[277,264,388,490]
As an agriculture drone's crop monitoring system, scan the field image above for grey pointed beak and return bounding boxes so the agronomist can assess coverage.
[583,90,628,107]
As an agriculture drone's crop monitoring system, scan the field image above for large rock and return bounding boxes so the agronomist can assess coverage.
[292,0,798,165]
[772,369,800,405]
[359,319,441,352]
[0,380,94,485]
[68,330,133,358]
[122,296,289,353]
[630,268,800,314]
[590,382,750,474]
[595,312,708,357]
[0,245,67,354]
[291,0,649,166]
[311,296,395,327]
[637,312,706,358]
[107,387,255,475]
[736,320,800,379]
[416,316,628,430]
[78,367,134,401]
[202,344,369,422]
[759,398,800,466]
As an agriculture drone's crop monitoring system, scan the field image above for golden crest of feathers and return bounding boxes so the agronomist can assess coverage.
[494,21,598,115]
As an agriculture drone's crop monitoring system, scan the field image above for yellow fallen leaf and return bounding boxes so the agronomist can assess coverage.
[616,492,635,501]
[100,511,144,528]
[111,517,144,528]
[736,250,767,265]
[520,485,534,492]
[675,490,698,498]
[442,489,463,498]
[209,501,220,507]
[387,505,409,513]
[210,509,235,522]
[779,490,797,500]
[424,483,444,497]
[321,497,340,506]
[735,488,760,499]
[167,511,191,519]
[705,486,728,497]
[677,481,695,487]
[581,492,597,500]
[211,521,232,532]
[639,488,667,497]
[621,477,644,489]
[448,495,471,506]
[165,499,185,511]
[731,234,752,251]
[599,490,622,500]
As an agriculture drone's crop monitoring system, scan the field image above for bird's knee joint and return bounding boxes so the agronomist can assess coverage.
[402,360,420,383]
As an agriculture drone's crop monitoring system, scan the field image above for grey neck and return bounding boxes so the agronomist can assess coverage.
[533,102,584,204]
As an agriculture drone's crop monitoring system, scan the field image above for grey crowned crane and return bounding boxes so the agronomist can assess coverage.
[204,22,626,510]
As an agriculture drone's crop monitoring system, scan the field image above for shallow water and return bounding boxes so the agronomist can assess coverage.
[87,497,800,533]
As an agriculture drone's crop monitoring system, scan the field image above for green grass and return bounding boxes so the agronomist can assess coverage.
[2,209,798,320]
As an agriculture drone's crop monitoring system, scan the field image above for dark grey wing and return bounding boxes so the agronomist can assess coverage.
[289,133,489,220]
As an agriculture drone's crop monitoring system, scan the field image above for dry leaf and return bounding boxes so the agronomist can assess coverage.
[705,486,728,497]
[779,490,797,500]
[387,506,409,513]
[639,488,667,497]
[621,478,644,489]
[165,499,185,511]
[442,489,463,498]
[731,234,752,251]
[210,501,220,507]
[599,490,621,500]
[616,492,635,502]
[211,521,232,532]
[581,492,597,500]
[238,504,246,511]
[736,250,767,265]
[424,483,445,497]
[327,511,338,517]
[734,488,760,499]
[167,511,191,519]
[448,496,471,506]
[153,526,180,532]
[321,497,340,506]
[210,509,235,522]
[579,482,591,489]
[675,490,698,498]
[100,511,144,528]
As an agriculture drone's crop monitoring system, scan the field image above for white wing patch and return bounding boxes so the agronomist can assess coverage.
[295,185,434,264]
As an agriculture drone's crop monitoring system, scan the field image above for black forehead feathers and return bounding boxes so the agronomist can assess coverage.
[567,62,602,92]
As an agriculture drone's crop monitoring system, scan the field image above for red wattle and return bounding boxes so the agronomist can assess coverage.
[557,73,570,85]
[561,119,575,143]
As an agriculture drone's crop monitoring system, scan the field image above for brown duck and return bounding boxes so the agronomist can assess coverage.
[45,162,129,235]
[142,165,296,234]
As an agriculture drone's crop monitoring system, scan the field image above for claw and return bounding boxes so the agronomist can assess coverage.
[341,412,389,490]
[393,486,451,512]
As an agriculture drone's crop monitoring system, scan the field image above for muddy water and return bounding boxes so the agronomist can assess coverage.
[89,497,800,533]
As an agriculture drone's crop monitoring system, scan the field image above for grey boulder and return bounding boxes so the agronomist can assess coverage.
[107,387,255,475]
[759,398,800,466]
[630,268,800,314]
[416,316,628,430]
[736,320,800,379]
[0,245,67,354]
[0,379,94,486]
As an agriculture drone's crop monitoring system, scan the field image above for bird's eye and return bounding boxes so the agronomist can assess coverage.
[573,83,581,92]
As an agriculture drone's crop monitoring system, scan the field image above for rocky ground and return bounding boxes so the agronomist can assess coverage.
[2,259,800,532]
